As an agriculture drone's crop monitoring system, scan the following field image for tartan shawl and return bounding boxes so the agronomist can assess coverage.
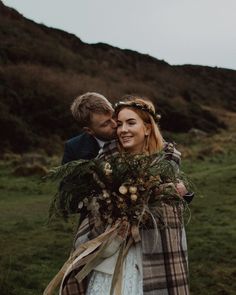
[58,142,189,295]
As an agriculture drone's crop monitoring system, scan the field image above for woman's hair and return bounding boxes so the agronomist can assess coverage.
[71,92,113,127]
[114,95,164,154]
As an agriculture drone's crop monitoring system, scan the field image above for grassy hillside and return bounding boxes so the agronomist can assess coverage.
[0,132,235,294]
[183,156,236,295]
[1,1,236,153]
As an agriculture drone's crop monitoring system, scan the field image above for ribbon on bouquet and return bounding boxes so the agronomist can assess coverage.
[43,223,120,295]
[43,219,135,295]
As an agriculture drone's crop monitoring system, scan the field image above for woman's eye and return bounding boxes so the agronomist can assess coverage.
[128,121,136,125]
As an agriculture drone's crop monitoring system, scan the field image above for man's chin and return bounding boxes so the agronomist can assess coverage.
[96,134,117,141]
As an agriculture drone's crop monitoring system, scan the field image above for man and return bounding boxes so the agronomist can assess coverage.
[62,92,117,164]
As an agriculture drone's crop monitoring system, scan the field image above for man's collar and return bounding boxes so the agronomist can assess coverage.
[94,137,106,149]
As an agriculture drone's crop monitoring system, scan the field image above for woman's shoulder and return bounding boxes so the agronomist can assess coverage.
[97,139,119,161]
[162,141,181,165]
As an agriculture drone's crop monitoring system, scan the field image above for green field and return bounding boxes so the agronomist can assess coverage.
[0,150,235,295]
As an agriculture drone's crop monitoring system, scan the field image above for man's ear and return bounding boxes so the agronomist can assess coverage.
[83,127,94,136]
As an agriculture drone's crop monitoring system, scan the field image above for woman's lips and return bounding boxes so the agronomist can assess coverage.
[121,136,133,142]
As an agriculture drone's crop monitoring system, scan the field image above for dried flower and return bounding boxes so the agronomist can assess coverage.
[83,198,89,205]
[102,189,110,199]
[78,201,83,209]
[130,194,138,202]
[107,218,113,224]
[104,162,112,176]
[119,185,128,195]
[129,186,137,194]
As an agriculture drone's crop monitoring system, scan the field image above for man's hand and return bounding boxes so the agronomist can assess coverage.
[175,181,188,197]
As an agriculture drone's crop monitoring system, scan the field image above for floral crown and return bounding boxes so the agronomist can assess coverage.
[114,101,161,122]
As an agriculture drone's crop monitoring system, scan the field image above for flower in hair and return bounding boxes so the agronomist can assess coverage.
[114,101,161,122]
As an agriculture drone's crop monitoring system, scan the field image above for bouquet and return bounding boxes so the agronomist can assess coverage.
[46,151,190,231]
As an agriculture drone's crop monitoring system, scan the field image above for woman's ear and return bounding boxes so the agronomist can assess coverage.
[144,124,151,136]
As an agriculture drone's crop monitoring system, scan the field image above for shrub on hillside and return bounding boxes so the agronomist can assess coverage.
[13,163,48,177]
[0,103,37,152]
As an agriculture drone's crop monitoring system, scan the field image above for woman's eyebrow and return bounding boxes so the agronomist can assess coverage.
[117,118,136,122]
[126,118,136,122]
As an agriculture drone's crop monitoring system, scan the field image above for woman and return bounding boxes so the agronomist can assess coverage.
[44,97,189,295]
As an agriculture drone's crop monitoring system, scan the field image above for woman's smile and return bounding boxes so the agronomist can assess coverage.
[117,108,149,154]
[120,135,133,142]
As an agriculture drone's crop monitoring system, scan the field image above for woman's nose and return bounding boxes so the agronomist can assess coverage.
[121,124,128,132]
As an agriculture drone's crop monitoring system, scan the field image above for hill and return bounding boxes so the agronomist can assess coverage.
[0,1,236,153]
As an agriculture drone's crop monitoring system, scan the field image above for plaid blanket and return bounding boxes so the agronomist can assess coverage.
[59,142,189,295]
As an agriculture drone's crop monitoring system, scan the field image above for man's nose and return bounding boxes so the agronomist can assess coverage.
[111,119,117,128]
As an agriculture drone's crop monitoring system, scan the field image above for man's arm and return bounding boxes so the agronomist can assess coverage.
[175,182,195,204]
[164,142,195,204]
[62,141,74,164]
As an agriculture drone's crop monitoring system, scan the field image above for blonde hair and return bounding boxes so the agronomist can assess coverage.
[71,92,113,127]
[115,96,164,154]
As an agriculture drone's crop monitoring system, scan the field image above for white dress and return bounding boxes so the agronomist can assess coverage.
[86,244,143,295]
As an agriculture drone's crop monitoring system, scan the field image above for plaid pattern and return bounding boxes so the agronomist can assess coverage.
[141,204,189,295]
[60,142,189,295]
[61,272,87,295]
[97,139,120,160]
[99,140,181,165]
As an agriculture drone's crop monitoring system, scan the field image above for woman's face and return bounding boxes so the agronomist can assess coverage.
[117,108,150,154]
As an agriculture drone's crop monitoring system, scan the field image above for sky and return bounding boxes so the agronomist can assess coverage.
[2,0,236,70]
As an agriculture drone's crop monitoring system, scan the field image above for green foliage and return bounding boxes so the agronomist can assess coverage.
[46,159,98,219]
[45,152,188,226]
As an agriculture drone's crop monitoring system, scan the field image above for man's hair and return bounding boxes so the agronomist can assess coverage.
[71,92,113,127]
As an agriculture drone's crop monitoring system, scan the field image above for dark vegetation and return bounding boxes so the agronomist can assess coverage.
[1,1,236,154]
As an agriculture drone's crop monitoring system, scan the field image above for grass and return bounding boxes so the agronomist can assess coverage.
[0,151,235,295]
[0,162,77,295]
[183,154,236,295]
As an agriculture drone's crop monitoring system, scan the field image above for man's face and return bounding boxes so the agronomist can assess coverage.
[85,112,117,141]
